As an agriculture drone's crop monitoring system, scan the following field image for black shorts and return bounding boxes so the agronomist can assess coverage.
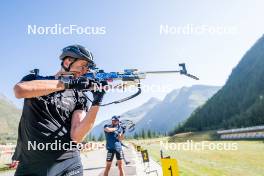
[15,156,83,176]
[106,149,124,162]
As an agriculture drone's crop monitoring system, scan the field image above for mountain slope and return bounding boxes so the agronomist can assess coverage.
[0,94,21,141]
[134,85,220,134]
[180,35,264,131]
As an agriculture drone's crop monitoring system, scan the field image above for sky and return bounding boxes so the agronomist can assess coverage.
[1,0,264,124]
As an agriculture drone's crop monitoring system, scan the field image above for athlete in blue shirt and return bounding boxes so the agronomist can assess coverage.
[103,116,125,176]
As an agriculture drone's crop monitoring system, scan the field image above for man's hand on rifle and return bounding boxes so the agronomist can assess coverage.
[62,76,91,90]
[91,80,107,106]
[61,76,108,106]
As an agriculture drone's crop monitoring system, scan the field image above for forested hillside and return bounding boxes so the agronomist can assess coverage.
[177,35,264,132]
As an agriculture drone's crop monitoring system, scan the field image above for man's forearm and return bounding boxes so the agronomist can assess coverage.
[71,106,99,143]
[104,127,117,133]
[14,80,65,98]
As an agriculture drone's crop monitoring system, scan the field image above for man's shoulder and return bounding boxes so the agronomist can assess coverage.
[20,74,56,82]
[104,124,112,128]
[20,74,36,82]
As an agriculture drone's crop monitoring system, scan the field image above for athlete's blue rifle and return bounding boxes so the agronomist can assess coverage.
[30,63,198,106]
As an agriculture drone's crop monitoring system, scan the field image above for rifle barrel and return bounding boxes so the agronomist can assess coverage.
[145,70,180,74]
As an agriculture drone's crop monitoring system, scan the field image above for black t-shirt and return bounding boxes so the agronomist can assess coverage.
[13,74,88,164]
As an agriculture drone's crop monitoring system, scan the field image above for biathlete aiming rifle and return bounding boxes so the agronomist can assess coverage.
[30,63,199,106]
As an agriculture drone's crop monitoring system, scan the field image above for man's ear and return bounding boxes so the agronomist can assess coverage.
[63,57,74,68]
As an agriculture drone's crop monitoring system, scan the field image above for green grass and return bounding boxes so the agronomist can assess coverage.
[0,166,13,172]
[134,132,264,176]
[0,158,14,172]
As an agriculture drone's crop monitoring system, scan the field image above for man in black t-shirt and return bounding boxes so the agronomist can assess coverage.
[13,45,105,176]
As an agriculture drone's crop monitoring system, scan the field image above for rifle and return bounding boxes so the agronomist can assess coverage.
[83,63,199,82]
[119,119,136,133]
[30,63,199,106]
